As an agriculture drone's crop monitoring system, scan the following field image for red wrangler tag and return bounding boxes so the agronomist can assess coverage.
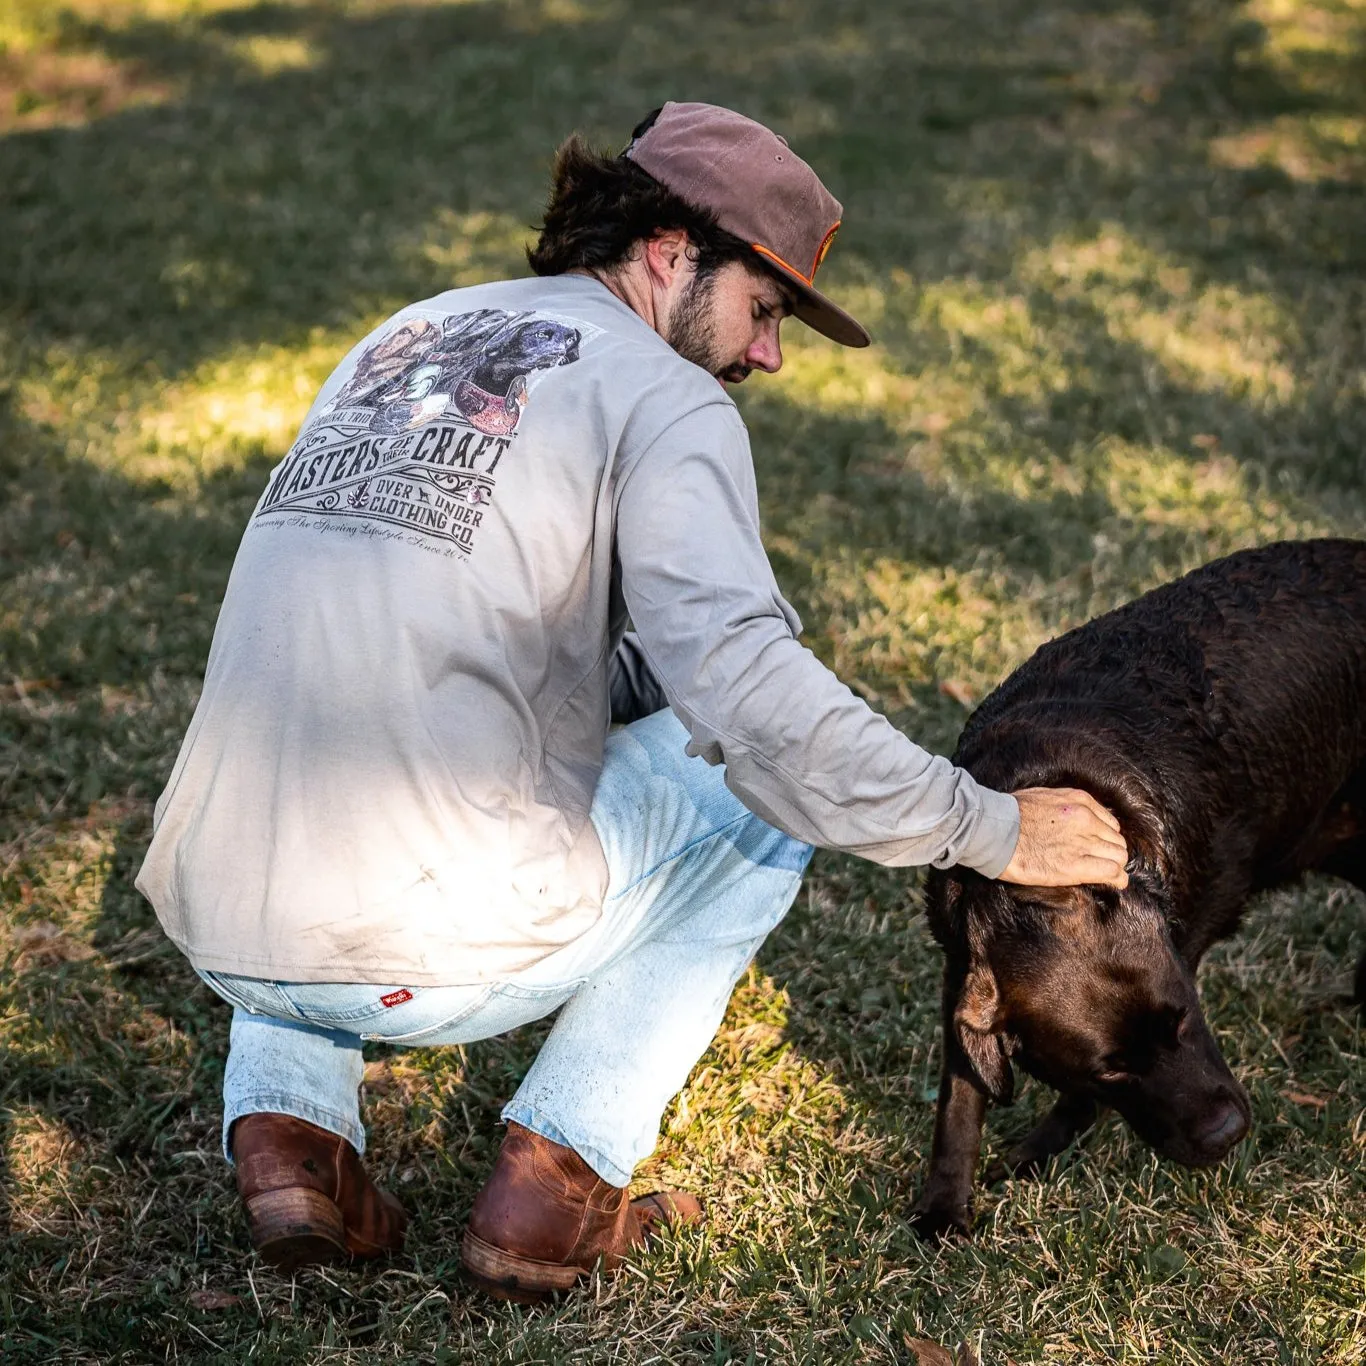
[380,989,414,1008]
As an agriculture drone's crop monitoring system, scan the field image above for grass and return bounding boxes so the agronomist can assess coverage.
[1,0,1365,1360]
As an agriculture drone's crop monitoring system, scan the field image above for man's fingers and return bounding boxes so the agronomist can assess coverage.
[1089,826,1128,858]
[1073,811,1126,845]
[1093,802,1122,835]
[1081,856,1129,889]
[1029,857,1128,890]
[1071,790,1122,833]
[1055,787,1123,836]
[1001,859,1128,889]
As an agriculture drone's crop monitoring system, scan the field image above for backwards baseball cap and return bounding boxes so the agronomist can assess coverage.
[623,102,871,348]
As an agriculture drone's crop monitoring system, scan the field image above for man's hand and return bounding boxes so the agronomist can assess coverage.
[997,787,1129,889]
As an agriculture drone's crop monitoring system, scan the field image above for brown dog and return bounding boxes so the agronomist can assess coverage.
[911,538,1366,1239]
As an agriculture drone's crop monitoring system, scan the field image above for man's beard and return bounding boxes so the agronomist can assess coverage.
[665,269,751,384]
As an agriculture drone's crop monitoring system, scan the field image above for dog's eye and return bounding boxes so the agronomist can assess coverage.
[1096,1054,1131,1084]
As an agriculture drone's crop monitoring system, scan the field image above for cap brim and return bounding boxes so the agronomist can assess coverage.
[761,260,871,348]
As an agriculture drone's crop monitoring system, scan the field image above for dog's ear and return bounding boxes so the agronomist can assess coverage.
[953,960,1015,1105]
[1018,884,1087,913]
[1017,883,1096,940]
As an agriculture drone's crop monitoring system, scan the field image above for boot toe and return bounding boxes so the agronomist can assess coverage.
[460,1124,703,1300]
[631,1189,703,1239]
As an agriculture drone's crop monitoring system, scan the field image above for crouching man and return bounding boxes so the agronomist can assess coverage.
[136,102,1127,1299]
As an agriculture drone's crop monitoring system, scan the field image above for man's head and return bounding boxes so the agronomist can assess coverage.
[528,102,869,384]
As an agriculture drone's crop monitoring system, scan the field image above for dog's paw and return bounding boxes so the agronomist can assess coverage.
[980,1158,1011,1187]
[982,1151,1045,1186]
[908,1194,972,1242]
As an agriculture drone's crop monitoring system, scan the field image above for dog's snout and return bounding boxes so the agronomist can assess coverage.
[1194,1098,1249,1156]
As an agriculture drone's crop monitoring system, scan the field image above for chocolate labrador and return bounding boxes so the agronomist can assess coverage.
[910,538,1366,1239]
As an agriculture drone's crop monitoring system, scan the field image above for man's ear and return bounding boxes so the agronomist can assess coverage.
[953,961,1015,1105]
[643,228,693,289]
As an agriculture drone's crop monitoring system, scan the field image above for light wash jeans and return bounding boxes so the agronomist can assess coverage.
[197,709,812,1188]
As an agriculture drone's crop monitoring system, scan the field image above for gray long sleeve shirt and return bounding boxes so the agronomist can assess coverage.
[136,274,1018,985]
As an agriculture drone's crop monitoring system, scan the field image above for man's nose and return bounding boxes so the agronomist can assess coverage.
[745,327,783,374]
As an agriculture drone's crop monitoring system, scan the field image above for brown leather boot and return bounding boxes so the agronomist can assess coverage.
[461,1122,702,1301]
[232,1113,408,1270]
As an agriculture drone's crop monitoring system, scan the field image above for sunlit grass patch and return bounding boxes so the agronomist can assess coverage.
[7,209,532,488]
[767,343,978,447]
[1210,0,1366,184]
[11,334,324,485]
[410,209,537,288]
[801,554,1029,700]
[113,339,345,483]
[1212,113,1366,182]
[1245,0,1366,96]
[1098,439,1308,534]
[0,45,174,132]
[1021,227,1296,401]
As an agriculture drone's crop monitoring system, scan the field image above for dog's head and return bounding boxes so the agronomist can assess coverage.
[930,867,1250,1166]
[472,318,582,393]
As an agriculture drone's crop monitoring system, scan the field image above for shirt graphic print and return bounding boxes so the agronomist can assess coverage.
[253,307,587,558]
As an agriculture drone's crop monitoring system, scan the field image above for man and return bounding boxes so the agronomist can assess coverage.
[137,102,1127,1299]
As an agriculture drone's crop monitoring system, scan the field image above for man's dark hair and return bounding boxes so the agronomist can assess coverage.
[527,127,757,279]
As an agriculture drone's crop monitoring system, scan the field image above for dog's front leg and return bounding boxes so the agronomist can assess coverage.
[910,1059,987,1240]
[982,1092,1099,1186]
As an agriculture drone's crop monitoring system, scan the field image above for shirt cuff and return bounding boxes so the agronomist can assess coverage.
[952,786,1020,879]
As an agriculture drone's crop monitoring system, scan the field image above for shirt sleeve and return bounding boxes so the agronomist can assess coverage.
[613,399,1020,876]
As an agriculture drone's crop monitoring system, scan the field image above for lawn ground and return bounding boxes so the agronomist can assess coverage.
[1,0,1365,1361]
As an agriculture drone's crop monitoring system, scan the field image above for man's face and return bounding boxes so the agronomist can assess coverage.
[664,258,794,385]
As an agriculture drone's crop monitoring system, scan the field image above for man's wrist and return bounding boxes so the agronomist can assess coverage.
[953,787,1020,879]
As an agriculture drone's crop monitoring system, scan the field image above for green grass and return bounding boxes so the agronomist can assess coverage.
[2,0,1365,1360]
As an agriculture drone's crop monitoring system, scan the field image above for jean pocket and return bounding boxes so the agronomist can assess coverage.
[358,984,499,1045]
[363,979,582,1047]
[197,969,296,1018]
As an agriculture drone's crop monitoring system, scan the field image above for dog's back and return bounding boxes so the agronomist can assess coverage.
[948,538,1366,951]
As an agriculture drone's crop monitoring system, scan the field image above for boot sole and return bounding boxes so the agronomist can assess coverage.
[246,1186,347,1271]
[460,1229,587,1302]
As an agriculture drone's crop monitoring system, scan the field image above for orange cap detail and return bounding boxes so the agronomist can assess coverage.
[750,221,842,287]
[811,221,841,277]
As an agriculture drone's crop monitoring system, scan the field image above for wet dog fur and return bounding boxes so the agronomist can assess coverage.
[910,538,1366,1240]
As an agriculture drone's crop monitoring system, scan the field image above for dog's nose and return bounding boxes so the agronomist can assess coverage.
[1195,1101,1249,1155]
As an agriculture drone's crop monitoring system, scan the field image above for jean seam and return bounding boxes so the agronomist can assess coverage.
[606,811,757,901]
[198,970,256,1015]
[491,977,586,1001]
[268,982,302,1018]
